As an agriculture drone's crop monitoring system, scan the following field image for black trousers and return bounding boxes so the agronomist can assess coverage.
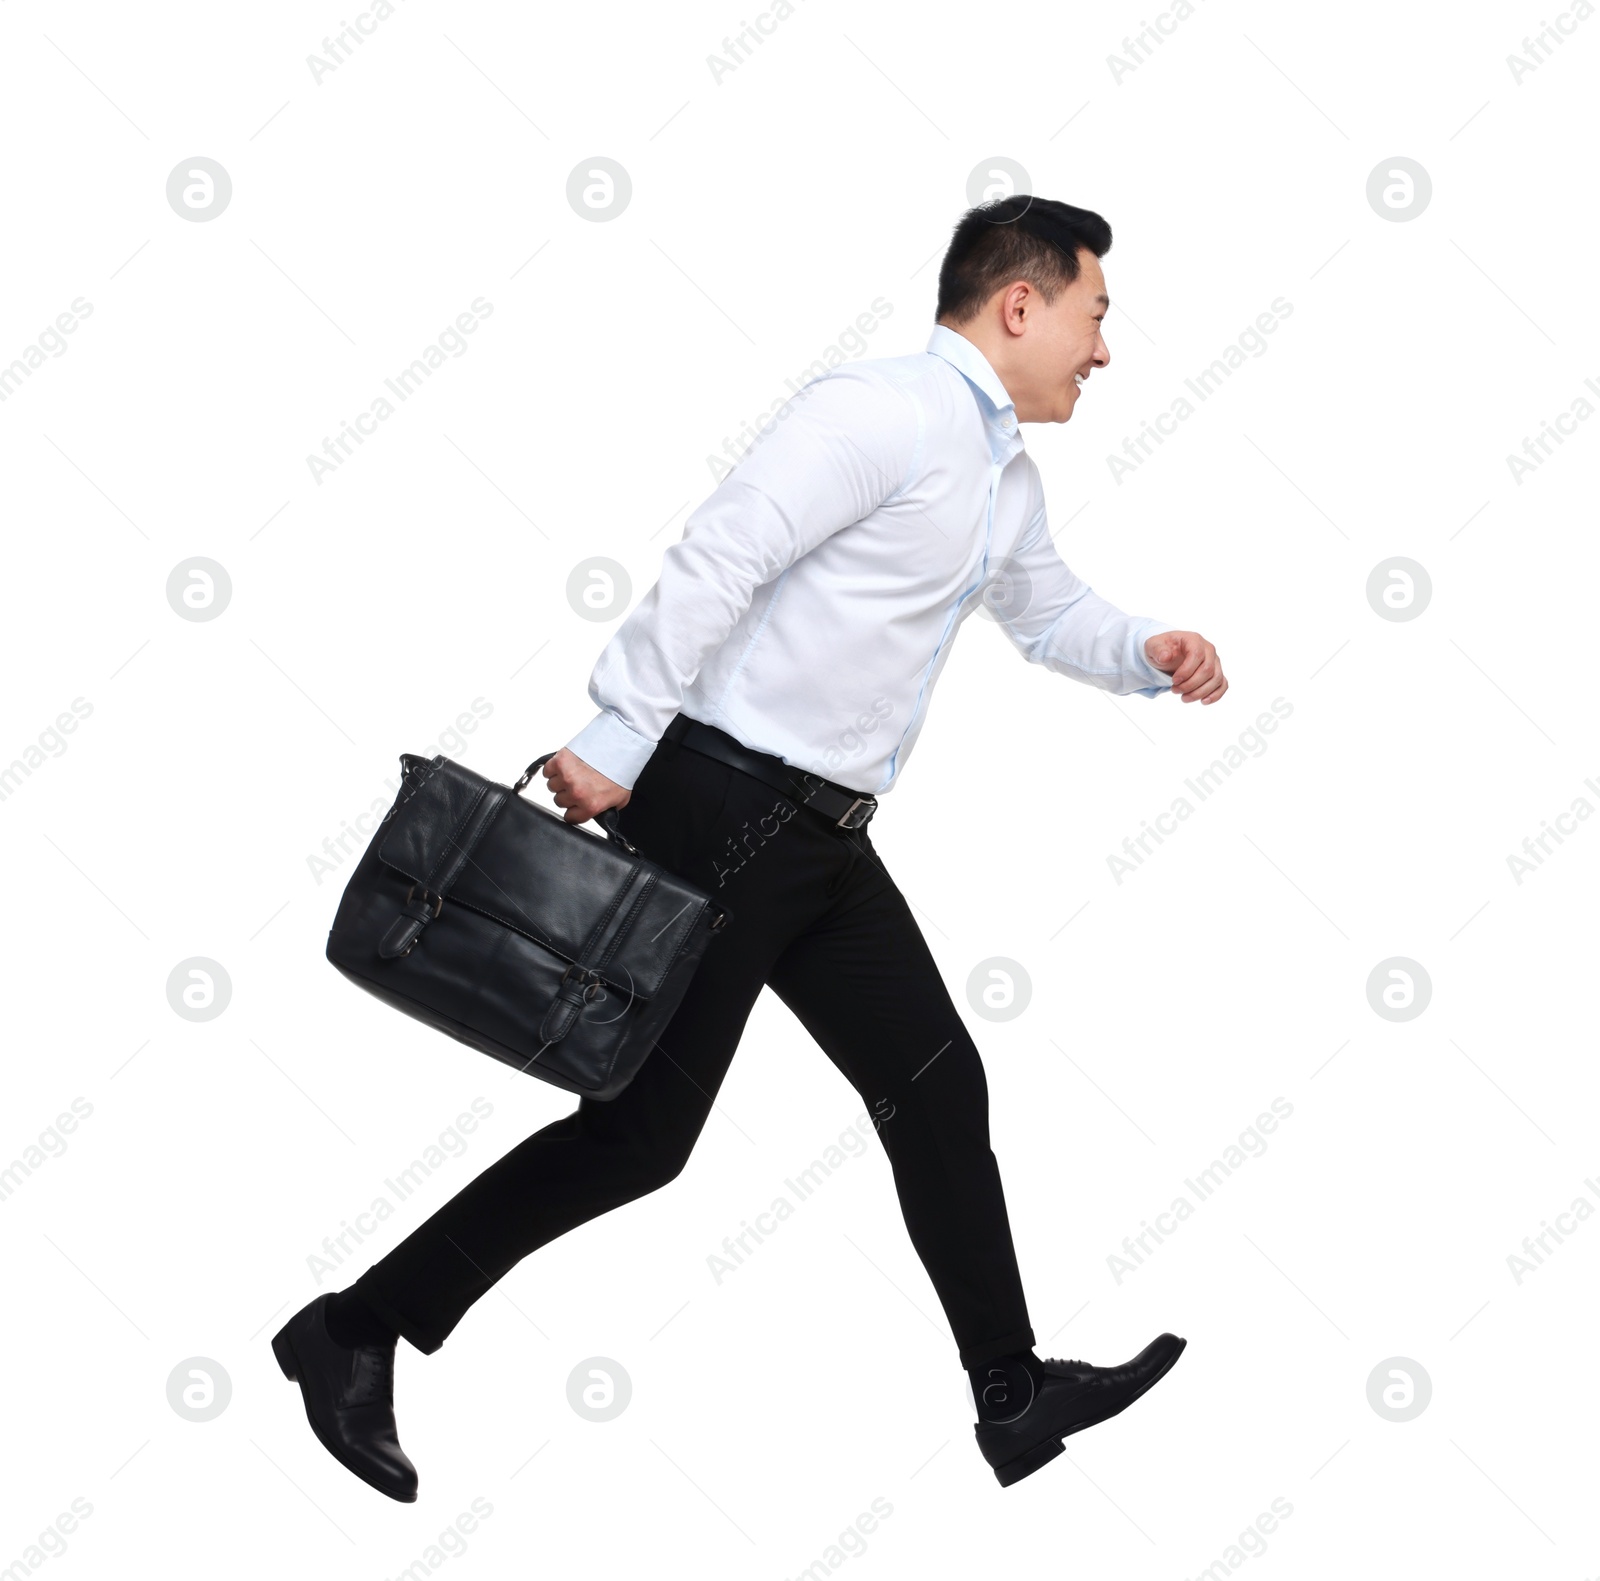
[354,719,1036,1370]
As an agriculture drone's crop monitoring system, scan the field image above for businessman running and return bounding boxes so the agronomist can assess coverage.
[274,193,1226,1498]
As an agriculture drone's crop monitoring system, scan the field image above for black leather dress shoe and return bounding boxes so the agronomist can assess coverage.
[271,1293,418,1502]
[974,1332,1187,1487]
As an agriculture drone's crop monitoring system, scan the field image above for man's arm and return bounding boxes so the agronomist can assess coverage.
[549,368,921,821]
[989,477,1226,703]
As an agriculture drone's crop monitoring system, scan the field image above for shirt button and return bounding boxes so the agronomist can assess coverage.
[1002,416,1014,428]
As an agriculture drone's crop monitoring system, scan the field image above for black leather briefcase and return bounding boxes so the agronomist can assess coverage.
[326,751,730,1101]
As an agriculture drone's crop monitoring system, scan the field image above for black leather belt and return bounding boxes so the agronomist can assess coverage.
[662,715,878,831]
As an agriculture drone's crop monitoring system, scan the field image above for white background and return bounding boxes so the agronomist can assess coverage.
[2,0,1596,1576]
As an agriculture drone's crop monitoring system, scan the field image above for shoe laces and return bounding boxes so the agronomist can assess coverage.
[350,1340,395,1403]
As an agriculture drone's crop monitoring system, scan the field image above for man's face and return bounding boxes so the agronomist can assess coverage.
[1015,248,1110,423]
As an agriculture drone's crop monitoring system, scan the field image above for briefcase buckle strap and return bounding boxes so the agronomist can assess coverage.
[406,884,444,919]
[560,962,606,1003]
[538,963,608,1047]
[378,885,446,959]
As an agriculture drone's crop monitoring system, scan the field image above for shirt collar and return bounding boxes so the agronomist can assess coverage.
[925,324,1021,455]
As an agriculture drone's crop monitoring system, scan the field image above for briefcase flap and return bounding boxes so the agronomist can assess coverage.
[375,754,711,1000]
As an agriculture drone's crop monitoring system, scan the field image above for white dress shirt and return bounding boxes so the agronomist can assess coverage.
[564,323,1177,796]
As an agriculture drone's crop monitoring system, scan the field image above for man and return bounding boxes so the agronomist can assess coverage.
[273,194,1226,1499]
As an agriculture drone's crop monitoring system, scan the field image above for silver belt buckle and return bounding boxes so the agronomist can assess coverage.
[836,796,873,829]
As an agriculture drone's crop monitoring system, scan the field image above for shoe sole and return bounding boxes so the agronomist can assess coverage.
[994,1434,1066,1487]
[272,1317,418,1503]
[990,1336,1188,1489]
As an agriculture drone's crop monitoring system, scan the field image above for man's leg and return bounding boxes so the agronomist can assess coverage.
[762,828,1036,1371]
[351,917,773,1352]
[348,735,839,1353]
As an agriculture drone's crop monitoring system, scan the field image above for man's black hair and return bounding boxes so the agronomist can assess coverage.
[934,195,1112,325]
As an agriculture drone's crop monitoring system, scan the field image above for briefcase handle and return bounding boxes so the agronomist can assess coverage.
[513,752,640,856]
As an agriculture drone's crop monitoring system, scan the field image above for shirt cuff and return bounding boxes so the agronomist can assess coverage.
[1130,621,1180,697]
[563,709,659,791]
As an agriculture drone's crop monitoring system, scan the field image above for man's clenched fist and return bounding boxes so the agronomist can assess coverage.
[540,748,631,824]
[1144,630,1228,704]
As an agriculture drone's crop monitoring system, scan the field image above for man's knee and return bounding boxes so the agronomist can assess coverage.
[579,1100,705,1196]
[605,1137,694,1199]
